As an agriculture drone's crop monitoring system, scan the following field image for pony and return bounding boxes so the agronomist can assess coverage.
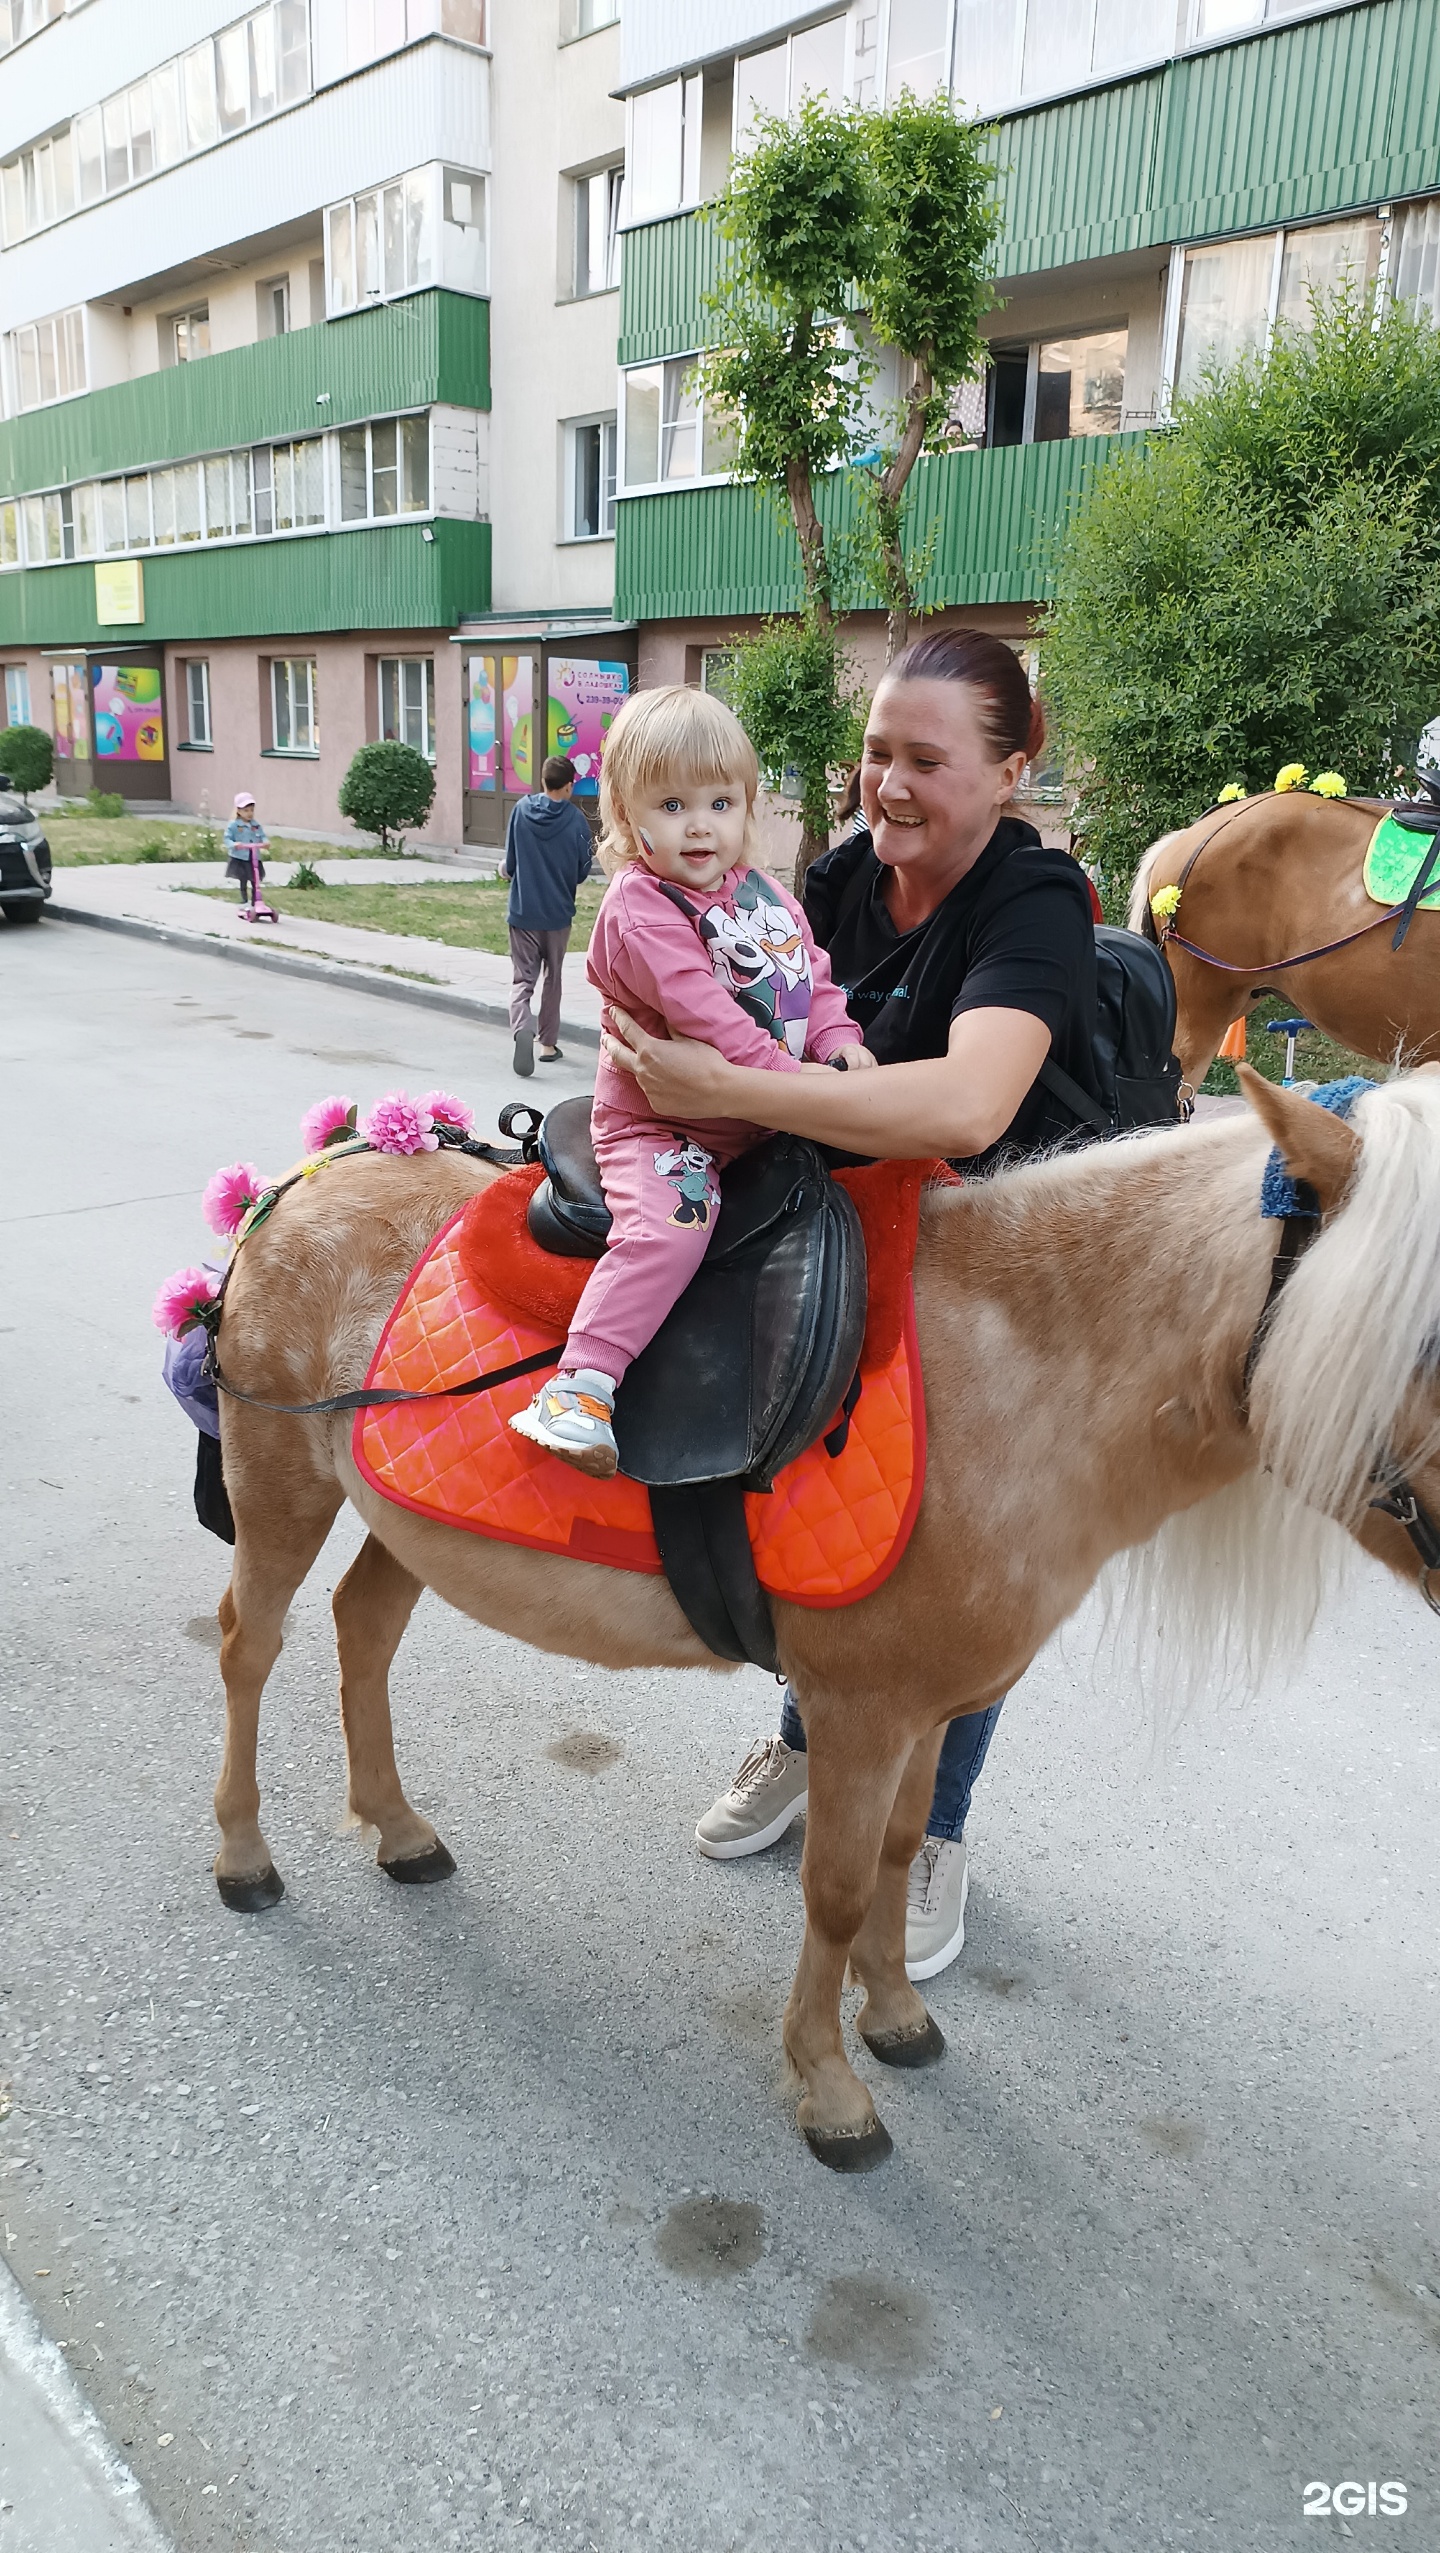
[1127,795,1440,1088]
[207,1067,1440,2169]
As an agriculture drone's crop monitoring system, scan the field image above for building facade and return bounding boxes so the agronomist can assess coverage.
[0,0,631,848]
[612,0,1440,728]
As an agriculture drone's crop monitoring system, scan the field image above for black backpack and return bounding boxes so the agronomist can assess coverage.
[1038,925,1185,1139]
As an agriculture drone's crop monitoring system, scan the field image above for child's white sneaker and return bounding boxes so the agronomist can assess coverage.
[509,1369,619,1477]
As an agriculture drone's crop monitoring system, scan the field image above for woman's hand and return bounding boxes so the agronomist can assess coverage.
[829,1043,877,1072]
[602,1007,742,1118]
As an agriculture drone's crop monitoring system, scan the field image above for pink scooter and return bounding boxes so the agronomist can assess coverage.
[239,843,278,924]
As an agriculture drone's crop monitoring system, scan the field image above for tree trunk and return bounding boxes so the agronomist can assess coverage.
[878,361,934,662]
[786,455,833,627]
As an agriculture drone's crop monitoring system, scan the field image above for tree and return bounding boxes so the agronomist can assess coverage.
[722,611,866,867]
[1043,292,1440,914]
[0,724,53,796]
[855,93,1000,659]
[338,740,435,850]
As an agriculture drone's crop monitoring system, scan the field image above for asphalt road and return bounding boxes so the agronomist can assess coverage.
[2,919,1437,2553]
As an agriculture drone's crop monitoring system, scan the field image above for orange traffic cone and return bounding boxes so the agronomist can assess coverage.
[1218,1017,1248,1062]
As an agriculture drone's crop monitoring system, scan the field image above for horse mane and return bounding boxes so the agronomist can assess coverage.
[1125,834,1178,935]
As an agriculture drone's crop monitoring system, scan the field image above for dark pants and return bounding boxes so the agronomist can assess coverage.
[508,925,570,1048]
[778,1684,1002,1842]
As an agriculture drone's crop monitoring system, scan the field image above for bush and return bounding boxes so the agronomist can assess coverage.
[289,858,324,889]
[337,741,435,850]
[86,788,125,817]
[1,725,54,795]
[1043,291,1440,914]
[725,612,866,877]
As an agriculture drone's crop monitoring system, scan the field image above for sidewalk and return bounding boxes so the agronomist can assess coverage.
[0,2266,173,2552]
[46,858,604,1048]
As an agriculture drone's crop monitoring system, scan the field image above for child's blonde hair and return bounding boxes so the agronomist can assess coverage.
[597,685,761,875]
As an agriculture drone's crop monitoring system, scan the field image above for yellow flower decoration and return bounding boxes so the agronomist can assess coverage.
[1274,762,1308,793]
[1311,771,1347,798]
[1216,782,1245,804]
[1150,884,1182,925]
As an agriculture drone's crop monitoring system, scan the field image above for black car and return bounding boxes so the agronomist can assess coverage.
[0,783,52,924]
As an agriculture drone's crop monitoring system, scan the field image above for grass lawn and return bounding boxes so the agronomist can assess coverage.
[1202,990,1373,1093]
[195,874,606,954]
[43,808,376,867]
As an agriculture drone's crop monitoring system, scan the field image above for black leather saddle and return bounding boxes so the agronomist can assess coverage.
[509,1097,867,1671]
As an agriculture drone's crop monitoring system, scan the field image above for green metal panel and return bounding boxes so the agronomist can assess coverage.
[618,213,729,366]
[614,435,1130,621]
[0,517,491,647]
[0,293,490,500]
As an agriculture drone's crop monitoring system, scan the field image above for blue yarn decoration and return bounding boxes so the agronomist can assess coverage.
[1260,1076,1375,1219]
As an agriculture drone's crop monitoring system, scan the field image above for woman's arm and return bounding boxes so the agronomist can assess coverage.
[602,1004,1051,1159]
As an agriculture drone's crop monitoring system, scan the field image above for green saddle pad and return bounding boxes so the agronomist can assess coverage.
[1363,811,1440,913]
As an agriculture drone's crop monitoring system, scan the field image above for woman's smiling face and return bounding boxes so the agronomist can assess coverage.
[860,676,1027,875]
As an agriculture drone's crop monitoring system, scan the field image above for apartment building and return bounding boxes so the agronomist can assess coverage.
[0,0,630,849]
[612,0,1440,717]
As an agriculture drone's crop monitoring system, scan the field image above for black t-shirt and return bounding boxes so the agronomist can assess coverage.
[803,815,1100,1171]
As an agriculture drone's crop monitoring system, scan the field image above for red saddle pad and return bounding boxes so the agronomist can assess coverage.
[353,1163,929,1608]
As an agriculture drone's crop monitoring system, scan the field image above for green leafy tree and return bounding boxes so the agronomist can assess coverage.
[1043,292,1440,914]
[722,611,867,864]
[338,740,435,850]
[855,93,1000,659]
[1,724,53,796]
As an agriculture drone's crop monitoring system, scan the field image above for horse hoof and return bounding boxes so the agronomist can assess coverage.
[379,1837,457,1885]
[803,2116,894,2174]
[216,1864,285,1913]
[859,2012,947,2070]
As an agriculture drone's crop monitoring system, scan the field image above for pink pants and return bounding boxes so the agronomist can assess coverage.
[564,1118,733,1382]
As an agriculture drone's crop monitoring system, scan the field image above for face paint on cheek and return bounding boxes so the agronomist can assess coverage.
[637,827,655,856]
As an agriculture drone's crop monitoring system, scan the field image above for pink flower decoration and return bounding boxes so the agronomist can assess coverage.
[300,1094,357,1153]
[420,1088,473,1135]
[202,1159,265,1238]
[363,1091,439,1155]
[153,1265,220,1338]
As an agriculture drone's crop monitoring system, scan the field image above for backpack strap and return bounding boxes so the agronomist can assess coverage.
[1037,1053,1110,1138]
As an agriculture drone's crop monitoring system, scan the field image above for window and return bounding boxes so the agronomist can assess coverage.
[735,14,846,148]
[165,307,211,367]
[270,658,317,754]
[3,5,310,239]
[986,329,1128,445]
[1167,212,1384,402]
[627,76,702,224]
[907,0,1335,119]
[0,0,65,62]
[622,357,733,489]
[337,418,430,521]
[573,165,622,296]
[322,0,486,73]
[568,0,618,33]
[4,665,31,726]
[1393,198,1440,327]
[566,416,617,538]
[0,503,17,569]
[258,276,290,337]
[379,657,436,758]
[441,166,487,296]
[185,660,212,747]
[326,168,452,312]
[4,307,85,414]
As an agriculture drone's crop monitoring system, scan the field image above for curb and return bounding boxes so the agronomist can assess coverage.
[0,2263,175,2550]
[45,899,601,1050]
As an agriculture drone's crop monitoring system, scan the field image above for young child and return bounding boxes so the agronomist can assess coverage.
[509,684,873,1479]
[223,793,269,906]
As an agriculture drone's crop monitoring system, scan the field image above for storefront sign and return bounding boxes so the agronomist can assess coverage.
[92,663,164,761]
[51,662,91,761]
[501,654,533,795]
[547,657,629,797]
[466,654,497,792]
[94,559,144,625]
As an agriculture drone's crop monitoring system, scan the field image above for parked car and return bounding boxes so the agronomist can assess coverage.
[0,780,52,924]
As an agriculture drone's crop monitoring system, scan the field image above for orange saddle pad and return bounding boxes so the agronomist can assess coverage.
[353,1163,928,1609]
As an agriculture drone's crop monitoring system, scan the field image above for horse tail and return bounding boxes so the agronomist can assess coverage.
[1127,833,1182,939]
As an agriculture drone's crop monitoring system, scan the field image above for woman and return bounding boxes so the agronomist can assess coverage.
[602,629,1101,1979]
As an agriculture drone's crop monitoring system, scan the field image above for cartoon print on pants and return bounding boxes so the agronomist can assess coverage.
[654,1140,719,1228]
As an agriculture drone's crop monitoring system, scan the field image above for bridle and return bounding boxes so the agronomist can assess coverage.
[1155,790,1440,975]
[1243,1187,1440,1617]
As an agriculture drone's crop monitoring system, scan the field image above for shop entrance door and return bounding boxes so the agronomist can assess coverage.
[462,648,538,851]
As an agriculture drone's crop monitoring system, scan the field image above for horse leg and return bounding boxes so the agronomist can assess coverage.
[847,1722,949,2067]
[1170,954,1252,1089]
[332,1532,455,1884]
[782,1710,914,2172]
[214,1478,342,1910]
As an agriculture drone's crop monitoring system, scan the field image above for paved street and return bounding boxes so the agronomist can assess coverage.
[2,918,1437,2553]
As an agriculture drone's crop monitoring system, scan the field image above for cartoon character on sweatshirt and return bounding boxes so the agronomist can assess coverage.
[696,871,814,1057]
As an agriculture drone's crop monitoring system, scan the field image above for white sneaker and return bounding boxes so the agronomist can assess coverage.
[904,1837,969,1980]
[695,1736,808,1860]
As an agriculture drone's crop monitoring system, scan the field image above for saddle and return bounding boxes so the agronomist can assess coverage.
[516,1099,867,1673]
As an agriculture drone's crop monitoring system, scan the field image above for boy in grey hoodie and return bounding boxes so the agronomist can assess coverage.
[503,754,596,1074]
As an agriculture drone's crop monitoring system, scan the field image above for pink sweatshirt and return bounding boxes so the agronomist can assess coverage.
[587,861,863,1151]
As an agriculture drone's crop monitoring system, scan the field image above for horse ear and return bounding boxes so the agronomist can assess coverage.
[1235,1063,1360,1213]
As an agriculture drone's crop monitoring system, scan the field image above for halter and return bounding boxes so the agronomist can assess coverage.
[1243,1188,1440,1616]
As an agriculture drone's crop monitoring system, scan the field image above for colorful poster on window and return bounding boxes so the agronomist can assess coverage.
[51,662,90,761]
[501,655,533,794]
[546,658,629,799]
[92,663,164,762]
[466,654,496,792]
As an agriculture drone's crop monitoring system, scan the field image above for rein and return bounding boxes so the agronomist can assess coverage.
[1157,795,1440,977]
[1242,1189,1440,1616]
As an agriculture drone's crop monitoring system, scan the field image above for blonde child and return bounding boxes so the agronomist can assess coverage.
[510,685,872,1477]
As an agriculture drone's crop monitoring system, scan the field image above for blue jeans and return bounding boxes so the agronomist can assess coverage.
[776,1685,1002,1842]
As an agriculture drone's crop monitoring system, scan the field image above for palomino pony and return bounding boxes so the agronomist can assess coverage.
[209,1068,1440,2169]
[1128,794,1440,1087]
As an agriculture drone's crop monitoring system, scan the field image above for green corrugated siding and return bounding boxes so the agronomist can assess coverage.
[0,293,490,499]
[618,1,1440,361]
[614,435,1129,621]
[0,517,490,646]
